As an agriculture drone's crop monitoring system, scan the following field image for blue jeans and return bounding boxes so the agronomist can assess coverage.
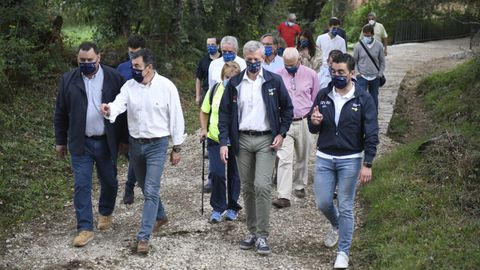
[129,137,168,241]
[356,76,380,112]
[125,154,136,193]
[207,139,241,212]
[71,136,118,232]
[313,156,362,255]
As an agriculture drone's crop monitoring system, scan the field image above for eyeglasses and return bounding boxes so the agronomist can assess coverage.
[290,76,296,91]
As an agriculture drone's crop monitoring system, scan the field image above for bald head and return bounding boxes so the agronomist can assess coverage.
[283,47,300,62]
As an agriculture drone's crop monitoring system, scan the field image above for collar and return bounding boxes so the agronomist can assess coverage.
[82,65,103,80]
[242,67,264,83]
[332,84,355,99]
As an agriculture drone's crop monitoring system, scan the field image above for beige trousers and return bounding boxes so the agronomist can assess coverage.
[276,118,312,199]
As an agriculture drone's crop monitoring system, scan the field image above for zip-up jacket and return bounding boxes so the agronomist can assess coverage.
[308,84,379,163]
[218,68,293,155]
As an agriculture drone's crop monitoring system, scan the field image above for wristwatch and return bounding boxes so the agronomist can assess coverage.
[172,145,182,153]
[363,162,372,168]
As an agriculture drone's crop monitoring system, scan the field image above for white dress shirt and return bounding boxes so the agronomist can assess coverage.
[315,33,347,67]
[106,72,185,145]
[208,56,246,90]
[83,66,105,136]
[238,69,270,131]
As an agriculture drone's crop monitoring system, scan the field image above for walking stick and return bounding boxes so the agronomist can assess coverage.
[201,140,205,215]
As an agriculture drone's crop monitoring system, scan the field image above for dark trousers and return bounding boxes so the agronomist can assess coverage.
[356,75,380,112]
[207,139,241,212]
[71,136,118,231]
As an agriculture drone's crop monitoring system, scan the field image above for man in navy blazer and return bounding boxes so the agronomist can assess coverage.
[54,41,128,247]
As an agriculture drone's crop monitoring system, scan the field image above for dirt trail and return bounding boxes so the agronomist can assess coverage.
[0,38,471,270]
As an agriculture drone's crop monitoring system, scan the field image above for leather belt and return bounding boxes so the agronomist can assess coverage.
[292,115,309,122]
[86,135,106,140]
[132,137,162,144]
[240,130,271,136]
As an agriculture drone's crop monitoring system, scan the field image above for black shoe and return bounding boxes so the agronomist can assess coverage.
[203,183,211,193]
[122,189,134,204]
[272,198,291,209]
[294,189,306,199]
[255,237,271,255]
[239,234,257,250]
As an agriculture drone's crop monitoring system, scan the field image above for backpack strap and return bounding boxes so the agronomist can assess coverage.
[359,41,380,72]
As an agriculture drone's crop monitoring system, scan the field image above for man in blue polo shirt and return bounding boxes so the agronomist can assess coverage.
[116,35,146,204]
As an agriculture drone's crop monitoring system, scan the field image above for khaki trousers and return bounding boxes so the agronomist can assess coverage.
[276,118,311,199]
[237,133,276,238]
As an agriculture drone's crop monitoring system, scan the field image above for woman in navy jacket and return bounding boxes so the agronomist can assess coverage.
[308,53,379,269]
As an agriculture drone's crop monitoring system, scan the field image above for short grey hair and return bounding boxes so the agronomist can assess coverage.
[260,33,279,45]
[368,11,376,18]
[220,36,239,52]
[243,40,265,56]
[282,47,300,62]
[288,13,296,20]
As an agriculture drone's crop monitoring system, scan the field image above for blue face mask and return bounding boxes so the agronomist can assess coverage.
[264,46,273,57]
[331,28,339,37]
[331,75,348,89]
[223,78,230,87]
[132,68,145,83]
[79,62,97,76]
[208,45,218,55]
[223,52,236,62]
[300,40,310,48]
[285,65,298,74]
[246,61,262,74]
[277,47,285,57]
[362,36,374,44]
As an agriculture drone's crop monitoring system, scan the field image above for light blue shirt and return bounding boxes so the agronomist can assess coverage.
[83,66,105,136]
[262,55,284,73]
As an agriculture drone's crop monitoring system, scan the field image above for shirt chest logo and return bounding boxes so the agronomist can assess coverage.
[320,100,331,108]
[268,88,276,96]
[352,103,361,112]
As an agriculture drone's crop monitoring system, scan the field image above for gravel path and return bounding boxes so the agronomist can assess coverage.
[0,37,471,270]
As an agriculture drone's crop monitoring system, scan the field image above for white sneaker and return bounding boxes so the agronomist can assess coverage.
[324,226,339,248]
[334,251,349,268]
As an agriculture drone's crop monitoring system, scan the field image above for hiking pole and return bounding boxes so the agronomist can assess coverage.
[201,139,205,215]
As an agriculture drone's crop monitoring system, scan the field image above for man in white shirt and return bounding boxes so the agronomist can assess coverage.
[208,36,246,90]
[316,17,347,88]
[218,41,293,255]
[101,49,185,254]
[260,33,284,73]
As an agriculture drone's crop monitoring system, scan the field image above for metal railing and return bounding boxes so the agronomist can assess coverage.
[471,23,480,53]
[393,17,471,44]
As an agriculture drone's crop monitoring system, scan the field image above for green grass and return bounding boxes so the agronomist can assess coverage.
[354,57,480,269]
[0,81,73,237]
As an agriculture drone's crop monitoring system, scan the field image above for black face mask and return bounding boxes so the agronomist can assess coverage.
[132,68,145,83]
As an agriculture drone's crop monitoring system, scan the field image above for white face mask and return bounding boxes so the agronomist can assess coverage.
[368,19,376,25]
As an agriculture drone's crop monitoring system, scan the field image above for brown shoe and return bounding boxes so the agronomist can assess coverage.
[294,189,306,199]
[73,231,94,247]
[137,240,150,254]
[153,218,169,232]
[272,198,291,209]
[97,214,112,230]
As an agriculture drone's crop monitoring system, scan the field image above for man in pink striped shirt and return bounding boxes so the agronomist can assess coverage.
[273,47,320,208]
